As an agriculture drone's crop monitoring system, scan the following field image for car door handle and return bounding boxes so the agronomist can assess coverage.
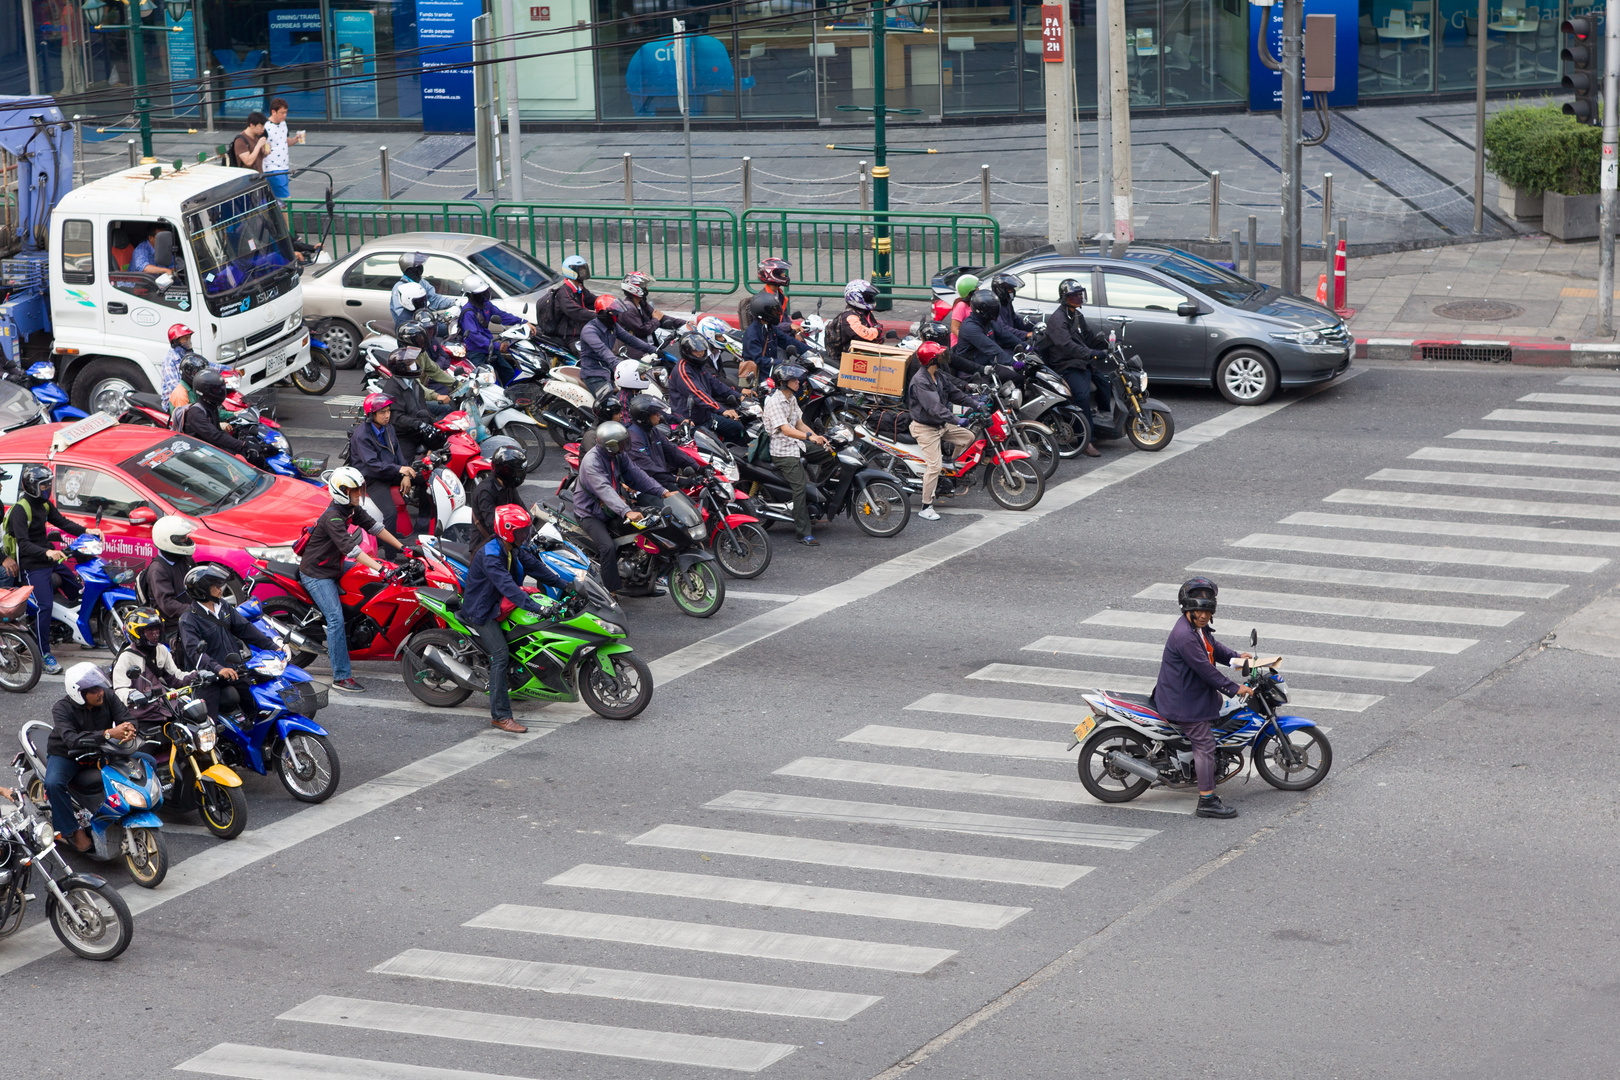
[107,302,128,314]
[345,299,362,307]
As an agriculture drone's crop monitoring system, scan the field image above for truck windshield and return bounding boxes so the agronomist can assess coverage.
[185,186,295,311]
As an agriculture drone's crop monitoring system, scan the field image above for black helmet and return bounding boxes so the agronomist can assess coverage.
[184,563,231,603]
[398,252,427,280]
[774,364,806,384]
[488,444,526,489]
[19,464,51,499]
[389,347,423,378]
[747,291,783,325]
[627,393,666,426]
[1178,576,1219,615]
[194,369,228,406]
[968,289,1000,320]
[677,331,709,363]
[178,353,211,386]
[989,272,1023,306]
[397,319,432,349]
[595,421,631,454]
[1057,278,1088,305]
[594,396,624,422]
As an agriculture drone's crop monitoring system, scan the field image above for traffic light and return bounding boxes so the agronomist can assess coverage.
[1562,16,1598,124]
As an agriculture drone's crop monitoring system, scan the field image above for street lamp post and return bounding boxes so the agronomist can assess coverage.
[83,0,192,162]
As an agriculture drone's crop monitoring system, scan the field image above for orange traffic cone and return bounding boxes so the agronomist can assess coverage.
[1333,239,1350,315]
[1316,272,1329,306]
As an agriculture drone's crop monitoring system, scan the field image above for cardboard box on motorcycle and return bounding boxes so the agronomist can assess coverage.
[837,342,909,398]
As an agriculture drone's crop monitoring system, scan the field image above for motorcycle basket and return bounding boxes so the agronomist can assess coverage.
[280,683,329,715]
[325,395,367,421]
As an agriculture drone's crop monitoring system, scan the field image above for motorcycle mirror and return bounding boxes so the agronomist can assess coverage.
[1250,628,1258,647]
[791,310,804,319]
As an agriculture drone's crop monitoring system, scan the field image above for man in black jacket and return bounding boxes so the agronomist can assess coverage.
[625,394,687,489]
[618,272,683,357]
[182,371,266,465]
[179,565,278,729]
[535,256,596,345]
[6,464,91,675]
[907,343,978,522]
[1043,278,1108,458]
[472,445,527,540]
[146,515,197,652]
[46,664,135,851]
[953,289,1024,380]
[377,347,449,460]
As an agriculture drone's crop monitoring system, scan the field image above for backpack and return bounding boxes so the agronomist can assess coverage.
[225,135,240,168]
[169,402,189,432]
[291,523,316,557]
[0,501,30,564]
[824,312,855,361]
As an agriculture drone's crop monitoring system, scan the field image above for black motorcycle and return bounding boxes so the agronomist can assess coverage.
[0,785,133,960]
[1090,327,1175,451]
[734,424,911,538]
[557,493,726,618]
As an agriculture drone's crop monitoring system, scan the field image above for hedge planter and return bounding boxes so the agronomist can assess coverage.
[1497,183,1544,221]
[1545,191,1604,242]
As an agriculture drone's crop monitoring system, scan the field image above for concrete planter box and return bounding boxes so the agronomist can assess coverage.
[1544,191,1608,242]
[1497,183,1543,221]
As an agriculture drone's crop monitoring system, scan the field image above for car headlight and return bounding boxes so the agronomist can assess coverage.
[219,338,247,361]
[1272,327,1333,346]
[253,656,286,677]
[248,545,298,561]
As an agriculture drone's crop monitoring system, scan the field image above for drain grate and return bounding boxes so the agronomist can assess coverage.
[1432,299,1524,321]
[1420,344,1513,363]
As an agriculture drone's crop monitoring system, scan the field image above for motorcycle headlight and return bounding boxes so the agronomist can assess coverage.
[596,620,624,635]
[34,818,54,846]
[720,462,739,482]
[477,368,497,385]
[114,781,147,810]
[268,431,290,452]
[688,524,708,542]
[35,362,56,381]
[247,545,298,562]
[77,538,104,556]
[196,724,217,752]
[1135,372,1149,392]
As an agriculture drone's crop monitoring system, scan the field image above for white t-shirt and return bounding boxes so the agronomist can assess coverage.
[263,120,290,173]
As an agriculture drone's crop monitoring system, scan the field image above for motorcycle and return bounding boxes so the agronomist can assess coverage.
[683,457,772,580]
[551,492,726,618]
[1069,630,1333,803]
[1089,326,1175,451]
[529,363,607,449]
[399,576,653,720]
[415,513,603,604]
[289,329,337,395]
[221,396,326,485]
[0,584,42,693]
[731,424,911,539]
[32,534,140,654]
[25,361,89,423]
[974,365,1061,479]
[1009,353,1093,460]
[16,722,169,888]
[0,789,133,959]
[129,672,248,840]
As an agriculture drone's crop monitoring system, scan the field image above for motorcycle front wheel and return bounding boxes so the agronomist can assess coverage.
[123,827,168,888]
[1048,406,1092,459]
[400,628,477,707]
[198,780,248,840]
[987,459,1045,511]
[278,733,341,803]
[0,626,42,693]
[1127,408,1175,451]
[1252,726,1333,791]
[711,522,772,579]
[48,881,133,960]
[578,651,654,721]
[670,562,725,618]
[852,480,910,538]
[1012,421,1060,479]
[260,596,321,669]
[293,347,338,395]
[1077,727,1157,803]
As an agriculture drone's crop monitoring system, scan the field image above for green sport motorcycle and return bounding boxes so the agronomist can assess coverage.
[398,578,653,721]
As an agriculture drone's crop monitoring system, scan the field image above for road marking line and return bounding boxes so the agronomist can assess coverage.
[1326,487,1620,523]
[175,1043,538,1080]
[1282,510,1620,549]
[1369,466,1620,499]
[840,724,1076,761]
[1232,530,1608,573]
[1559,375,1620,389]
[727,590,802,603]
[706,790,1160,850]
[1137,581,1520,626]
[1187,556,1566,600]
[1483,408,1620,428]
[774,755,1191,814]
[1446,428,1620,449]
[1081,609,1477,654]
[904,692,1090,725]
[1411,445,1620,475]
[627,823,1094,887]
[466,904,956,973]
[546,863,1030,929]
[1518,392,1620,407]
[372,948,883,1020]
[968,663,1384,712]
[1025,635,1432,682]
[278,995,796,1073]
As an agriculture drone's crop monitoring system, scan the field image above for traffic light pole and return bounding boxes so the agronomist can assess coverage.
[1601,0,1618,336]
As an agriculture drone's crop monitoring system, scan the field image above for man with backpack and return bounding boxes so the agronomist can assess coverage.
[535,256,596,346]
[824,279,884,361]
[5,465,94,675]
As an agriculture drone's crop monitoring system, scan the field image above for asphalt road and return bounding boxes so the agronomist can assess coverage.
[4,362,1618,1080]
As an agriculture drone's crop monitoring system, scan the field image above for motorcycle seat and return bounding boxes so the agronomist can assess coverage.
[127,391,166,411]
[418,586,462,611]
[266,559,301,580]
[1102,689,1161,718]
[70,768,105,796]
[553,368,586,387]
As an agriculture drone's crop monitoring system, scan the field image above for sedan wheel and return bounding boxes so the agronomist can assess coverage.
[1215,350,1278,406]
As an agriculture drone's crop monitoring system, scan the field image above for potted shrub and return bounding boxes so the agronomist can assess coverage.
[1484,102,1555,220]
[1484,101,1602,234]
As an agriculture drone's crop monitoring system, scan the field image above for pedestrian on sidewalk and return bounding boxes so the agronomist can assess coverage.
[763,364,828,547]
[231,112,269,174]
[262,97,305,204]
[907,345,977,522]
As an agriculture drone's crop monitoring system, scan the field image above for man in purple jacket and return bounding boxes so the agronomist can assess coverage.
[1153,577,1253,819]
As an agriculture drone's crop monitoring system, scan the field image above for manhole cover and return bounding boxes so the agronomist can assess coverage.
[1432,299,1524,321]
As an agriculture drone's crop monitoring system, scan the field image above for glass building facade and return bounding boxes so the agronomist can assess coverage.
[0,0,1581,126]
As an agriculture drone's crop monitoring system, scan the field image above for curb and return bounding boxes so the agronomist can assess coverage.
[1354,336,1620,368]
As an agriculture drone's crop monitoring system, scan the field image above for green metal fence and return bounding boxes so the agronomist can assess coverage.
[284,199,491,258]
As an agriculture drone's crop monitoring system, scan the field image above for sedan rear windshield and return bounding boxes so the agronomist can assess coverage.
[120,437,271,516]
[470,244,556,295]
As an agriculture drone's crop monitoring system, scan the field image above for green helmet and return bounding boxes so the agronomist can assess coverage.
[955,273,980,300]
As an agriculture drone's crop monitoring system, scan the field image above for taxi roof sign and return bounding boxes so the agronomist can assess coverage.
[49,412,120,457]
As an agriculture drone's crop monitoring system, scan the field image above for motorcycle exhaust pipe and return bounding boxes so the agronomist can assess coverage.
[418,644,489,692]
[261,615,320,655]
[1106,750,1163,784]
[539,410,580,435]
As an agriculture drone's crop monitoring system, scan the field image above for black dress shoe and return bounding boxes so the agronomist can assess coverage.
[1081,443,1102,457]
[1196,795,1238,819]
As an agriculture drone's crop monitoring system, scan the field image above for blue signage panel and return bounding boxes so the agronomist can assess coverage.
[335,10,379,119]
[266,8,326,117]
[419,0,481,132]
[1249,0,1359,111]
[166,12,199,117]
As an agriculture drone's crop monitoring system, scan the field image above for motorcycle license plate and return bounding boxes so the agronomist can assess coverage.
[1067,714,1096,750]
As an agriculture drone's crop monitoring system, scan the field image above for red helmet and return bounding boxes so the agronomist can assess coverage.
[167,323,194,344]
[757,258,791,287]
[491,504,533,545]
[916,342,946,365]
[362,392,394,417]
[594,296,623,321]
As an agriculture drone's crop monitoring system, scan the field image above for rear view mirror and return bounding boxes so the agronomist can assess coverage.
[885,329,900,341]
[1177,302,1199,318]
[1250,628,1258,647]
[128,506,158,526]
[151,230,175,269]
[791,310,804,320]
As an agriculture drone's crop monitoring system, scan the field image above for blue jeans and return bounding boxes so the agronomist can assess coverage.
[45,754,82,836]
[471,619,512,721]
[26,566,53,657]
[300,573,350,681]
[265,171,290,201]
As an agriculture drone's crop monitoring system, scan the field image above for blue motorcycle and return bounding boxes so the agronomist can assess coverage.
[210,599,341,803]
[417,515,596,604]
[31,533,140,653]
[16,720,169,888]
[221,401,326,486]
[26,361,89,423]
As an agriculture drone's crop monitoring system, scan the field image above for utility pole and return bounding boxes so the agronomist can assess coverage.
[1095,0,1113,253]
[1280,0,1302,295]
[501,0,524,201]
[1106,4,1133,248]
[1473,0,1485,234]
[673,18,695,208]
[1600,0,1619,335]
[1042,5,1077,246]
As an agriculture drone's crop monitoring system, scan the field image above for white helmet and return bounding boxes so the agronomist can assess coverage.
[615,357,650,390]
[326,465,365,503]
[397,281,428,310]
[152,515,197,556]
[461,274,491,298]
[65,662,110,706]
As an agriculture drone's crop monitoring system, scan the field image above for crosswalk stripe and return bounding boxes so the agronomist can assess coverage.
[841,724,1075,761]
[1559,375,1620,389]
[904,692,1088,724]
[175,1043,539,1080]
[372,948,882,1021]
[1282,510,1620,549]
[278,995,797,1073]
[1518,392,1620,407]
[969,662,1384,712]
[1081,608,1476,653]
[1369,466,1620,499]
[1025,635,1432,682]
[1138,581,1520,626]
[1447,428,1620,448]
[1232,530,1607,573]
[1483,408,1620,428]
[466,904,955,973]
[773,755,1191,814]
[1410,445,1620,474]
[546,863,1030,930]
[1325,487,1620,523]
[628,823,1094,888]
[1187,555,1565,600]
[705,790,1160,850]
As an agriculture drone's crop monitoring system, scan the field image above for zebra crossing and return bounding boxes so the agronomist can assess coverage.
[177,373,1620,1080]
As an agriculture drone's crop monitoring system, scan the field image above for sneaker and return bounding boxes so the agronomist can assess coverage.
[42,655,60,675]
[796,534,821,547]
[917,505,940,521]
[332,678,365,693]
[1195,794,1238,819]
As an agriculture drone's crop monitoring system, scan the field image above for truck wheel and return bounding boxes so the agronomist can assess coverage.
[72,358,152,415]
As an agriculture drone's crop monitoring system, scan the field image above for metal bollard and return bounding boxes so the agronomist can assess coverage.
[1326,230,1336,268]
[1322,172,1333,244]
[981,164,990,216]
[1208,171,1220,241]
[71,115,84,187]
[203,70,214,134]
[1231,228,1241,269]
[380,146,392,200]
[859,160,870,214]
[623,152,633,206]
[1339,215,1348,248]
[1248,215,1258,280]
[742,156,752,211]
[127,140,138,168]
